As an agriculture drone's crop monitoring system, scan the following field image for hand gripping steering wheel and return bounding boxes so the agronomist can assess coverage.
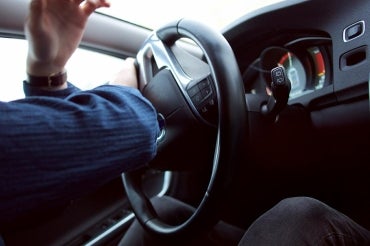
[122,18,248,240]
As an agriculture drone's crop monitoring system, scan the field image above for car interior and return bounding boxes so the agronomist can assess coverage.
[0,0,369,245]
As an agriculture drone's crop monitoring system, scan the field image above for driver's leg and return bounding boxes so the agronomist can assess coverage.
[118,195,244,246]
[238,196,370,246]
[0,235,4,246]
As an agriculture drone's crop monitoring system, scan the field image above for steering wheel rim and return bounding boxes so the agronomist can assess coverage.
[122,18,248,239]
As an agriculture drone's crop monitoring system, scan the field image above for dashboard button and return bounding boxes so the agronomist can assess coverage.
[201,86,212,98]
[191,92,203,106]
[198,79,210,89]
[343,20,365,42]
[187,85,200,97]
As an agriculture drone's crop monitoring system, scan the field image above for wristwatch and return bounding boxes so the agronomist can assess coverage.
[27,71,67,87]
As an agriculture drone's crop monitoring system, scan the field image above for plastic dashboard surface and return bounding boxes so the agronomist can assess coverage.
[223,0,370,109]
[218,0,370,229]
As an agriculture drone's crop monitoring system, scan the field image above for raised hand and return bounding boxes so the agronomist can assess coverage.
[25,0,110,77]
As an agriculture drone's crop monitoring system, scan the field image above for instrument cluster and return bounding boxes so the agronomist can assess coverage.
[243,37,332,99]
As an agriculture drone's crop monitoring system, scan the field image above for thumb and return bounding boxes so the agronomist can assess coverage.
[25,0,46,38]
[26,0,45,26]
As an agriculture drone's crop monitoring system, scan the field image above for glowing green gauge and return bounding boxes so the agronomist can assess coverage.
[278,52,307,97]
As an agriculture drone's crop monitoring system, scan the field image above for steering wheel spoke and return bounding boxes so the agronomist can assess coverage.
[137,33,217,124]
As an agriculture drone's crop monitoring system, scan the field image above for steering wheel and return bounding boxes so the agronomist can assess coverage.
[122,18,248,240]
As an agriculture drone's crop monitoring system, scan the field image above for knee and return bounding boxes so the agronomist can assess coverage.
[275,196,331,222]
[277,196,324,209]
[241,197,330,244]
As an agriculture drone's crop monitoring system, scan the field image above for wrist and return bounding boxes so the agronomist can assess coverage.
[26,70,68,91]
[26,57,67,90]
[27,69,67,85]
[26,55,65,77]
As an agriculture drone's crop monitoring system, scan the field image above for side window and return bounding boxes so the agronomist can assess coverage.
[0,38,27,101]
[0,37,125,102]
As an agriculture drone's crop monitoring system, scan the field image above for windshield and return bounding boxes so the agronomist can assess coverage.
[98,0,285,30]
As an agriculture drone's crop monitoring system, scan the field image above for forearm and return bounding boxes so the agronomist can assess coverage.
[0,85,159,226]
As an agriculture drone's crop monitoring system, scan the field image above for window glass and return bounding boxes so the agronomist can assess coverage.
[98,0,285,30]
[0,38,27,101]
[0,37,124,102]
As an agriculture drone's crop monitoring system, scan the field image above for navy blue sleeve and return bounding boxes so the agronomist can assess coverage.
[23,81,82,98]
[0,83,160,226]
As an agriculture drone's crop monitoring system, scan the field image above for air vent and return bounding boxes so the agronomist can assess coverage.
[340,46,367,70]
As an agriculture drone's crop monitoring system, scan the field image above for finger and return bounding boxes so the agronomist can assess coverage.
[26,0,46,33]
[29,0,44,11]
[72,0,85,4]
[80,0,110,16]
[28,0,45,21]
[125,57,136,65]
[110,58,138,88]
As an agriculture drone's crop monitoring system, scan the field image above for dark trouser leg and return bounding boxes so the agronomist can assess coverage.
[238,197,370,246]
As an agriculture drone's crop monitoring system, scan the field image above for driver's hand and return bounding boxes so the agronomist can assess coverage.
[109,58,138,89]
[25,0,111,78]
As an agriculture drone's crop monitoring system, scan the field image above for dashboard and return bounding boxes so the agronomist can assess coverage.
[243,37,332,100]
[224,0,369,109]
[220,0,370,229]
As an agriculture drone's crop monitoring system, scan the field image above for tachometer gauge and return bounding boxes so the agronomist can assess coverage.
[308,46,326,90]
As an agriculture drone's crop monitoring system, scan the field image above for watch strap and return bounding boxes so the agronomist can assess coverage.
[27,71,67,87]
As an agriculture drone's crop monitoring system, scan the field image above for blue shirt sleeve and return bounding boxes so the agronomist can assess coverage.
[23,81,82,98]
[0,82,160,226]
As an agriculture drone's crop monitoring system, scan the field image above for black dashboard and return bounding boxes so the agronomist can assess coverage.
[224,0,369,109]
[220,0,370,229]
